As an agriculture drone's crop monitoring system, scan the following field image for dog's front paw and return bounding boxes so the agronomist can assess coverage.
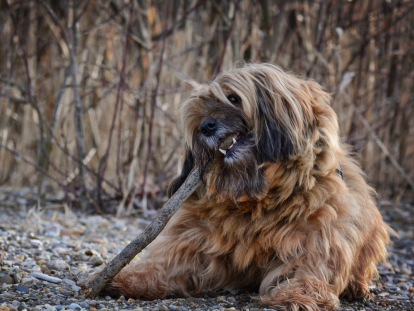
[260,278,339,311]
[100,261,169,299]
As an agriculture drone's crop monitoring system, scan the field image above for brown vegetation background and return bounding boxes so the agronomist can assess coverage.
[0,0,413,213]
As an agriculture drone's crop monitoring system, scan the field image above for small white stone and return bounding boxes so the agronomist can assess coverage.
[30,239,43,247]
[62,278,76,286]
[21,277,33,284]
[47,260,70,271]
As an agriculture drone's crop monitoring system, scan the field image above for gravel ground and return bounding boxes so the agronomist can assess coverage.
[0,188,413,311]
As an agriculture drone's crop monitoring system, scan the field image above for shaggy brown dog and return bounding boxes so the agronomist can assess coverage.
[106,64,392,310]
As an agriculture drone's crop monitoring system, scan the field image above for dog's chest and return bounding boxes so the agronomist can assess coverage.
[183,202,299,269]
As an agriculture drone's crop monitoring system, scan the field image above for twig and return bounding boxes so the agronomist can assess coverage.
[37,65,72,201]
[354,109,414,190]
[0,78,27,95]
[150,0,207,41]
[333,3,414,100]
[0,95,31,104]
[96,1,133,206]
[140,2,169,210]
[8,1,49,207]
[68,0,88,210]
[39,0,70,43]
[83,167,201,298]
[341,93,414,190]
[64,148,97,185]
[48,65,71,140]
[0,142,66,189]
[255,0,288,62]
[215,0,241,75]
[50,135,120,194]
[116,0,134,191]
[0,141,102,212]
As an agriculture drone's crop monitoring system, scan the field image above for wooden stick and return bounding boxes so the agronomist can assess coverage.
[82,168,201,298]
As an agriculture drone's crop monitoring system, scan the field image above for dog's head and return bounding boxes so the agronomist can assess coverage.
[169,64,340,203]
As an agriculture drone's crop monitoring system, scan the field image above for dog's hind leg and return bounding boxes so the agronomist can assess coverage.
[341,227,390,301]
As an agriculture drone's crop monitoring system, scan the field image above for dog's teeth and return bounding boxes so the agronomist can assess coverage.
[219,149,227,155]
[233,137,237,144]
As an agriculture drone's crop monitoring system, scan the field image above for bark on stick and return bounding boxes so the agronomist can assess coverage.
[83,168,200,298]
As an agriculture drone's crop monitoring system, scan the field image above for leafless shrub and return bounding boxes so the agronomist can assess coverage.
[0,0,413,213]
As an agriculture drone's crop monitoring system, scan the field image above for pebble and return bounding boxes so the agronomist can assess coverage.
[47,260,70,271]
[12,272,22,284]
[0,199,412,311]
[67,303,82,310]
[15,286,28,293]
[31,272,62,283]
[157,305,168,311]
[21,277,32,284]
[0,275,14,284]
[62,278,76,286]
[30,239,43,247]
[60,289,69,295]
[91,255,104,267]
[72,285,81,292]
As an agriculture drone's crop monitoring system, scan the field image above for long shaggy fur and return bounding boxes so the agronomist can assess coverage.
[104,64,393,310]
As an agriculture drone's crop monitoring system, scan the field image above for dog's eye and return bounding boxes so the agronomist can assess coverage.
[227,94,242,106]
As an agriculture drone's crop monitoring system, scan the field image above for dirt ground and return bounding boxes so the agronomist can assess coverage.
[0,188,413,311]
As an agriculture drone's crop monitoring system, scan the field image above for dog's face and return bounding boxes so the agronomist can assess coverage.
[169,64,338,202]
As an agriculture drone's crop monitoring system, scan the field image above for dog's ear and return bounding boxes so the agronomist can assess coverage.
[167,148,195,198]
[256,89,293,163]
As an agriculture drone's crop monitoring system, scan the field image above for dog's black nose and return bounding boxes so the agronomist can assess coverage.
[200,118,217,136]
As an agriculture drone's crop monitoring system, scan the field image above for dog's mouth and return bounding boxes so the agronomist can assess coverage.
[218,133,245,156]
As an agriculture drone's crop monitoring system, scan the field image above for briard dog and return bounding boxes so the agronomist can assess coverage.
[106,64,392,310]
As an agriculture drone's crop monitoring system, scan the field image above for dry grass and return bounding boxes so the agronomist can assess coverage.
[0,0,413,213]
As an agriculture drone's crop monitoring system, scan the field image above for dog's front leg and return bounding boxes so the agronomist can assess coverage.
[259,265,340,311]
[103,258,170,299]
[103,241,214,299]
[102,209,229,299]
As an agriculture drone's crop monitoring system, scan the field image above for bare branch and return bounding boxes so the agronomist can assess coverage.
[0,142,66,189]
[140,1,170,213]
[0,95,31,104]
[0,78,27,95]
[68,0,88,209]
[83,167,201,298]
[215,0,241,75]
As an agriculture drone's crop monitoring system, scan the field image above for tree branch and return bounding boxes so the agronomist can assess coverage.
[83,167,201,298]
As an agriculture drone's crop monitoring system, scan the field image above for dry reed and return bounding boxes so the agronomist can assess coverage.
[0,0,413,212]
